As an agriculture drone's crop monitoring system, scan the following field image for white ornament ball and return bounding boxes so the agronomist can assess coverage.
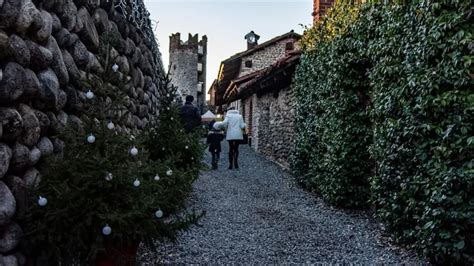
[166,169,173,176]
[130,146,138,156]
[162,148,165,151]
[105,172,113,181]
[112,64,119,72]
[185,145,189,150]
[155,209,163,218]
[107,122,115,130]
[86,90,94,99]
[171,117,174,121]
[154,174,160,181]
[166,107,170,110]
[133,178,140,187]
[38,196,48,207]
[87,134,96,143]
[191,157,195,161]
[102,224,112,235]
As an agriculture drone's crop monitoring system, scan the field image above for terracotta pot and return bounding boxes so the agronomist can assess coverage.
[95,244,138,266]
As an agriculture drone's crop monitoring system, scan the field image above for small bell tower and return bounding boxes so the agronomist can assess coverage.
[244,31,260,50]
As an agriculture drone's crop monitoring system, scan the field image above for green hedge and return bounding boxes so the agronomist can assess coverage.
[293,3,373,207]
[293,6,373,207]
[292,1,473,263]
[369,2,473,263]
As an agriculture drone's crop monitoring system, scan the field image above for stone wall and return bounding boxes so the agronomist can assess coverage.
[251,86,295,169]
[241,96,251,135]
[169,48,198,101]
[250,94,259,150]
[238,37,299,78]
[0,0,163,263]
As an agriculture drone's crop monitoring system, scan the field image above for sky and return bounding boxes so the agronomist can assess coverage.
[144,0,313,97]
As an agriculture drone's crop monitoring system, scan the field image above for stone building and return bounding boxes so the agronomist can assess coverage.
[210,0,337,168]
[207,79,217,111]
[213,30,301,169]
[312,0,336,23]
[169,33,207,113]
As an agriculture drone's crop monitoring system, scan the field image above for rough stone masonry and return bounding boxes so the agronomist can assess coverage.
[0,0,164,263]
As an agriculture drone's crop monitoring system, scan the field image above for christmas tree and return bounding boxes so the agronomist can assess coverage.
[143,74,205,174]
[20,31,200,264]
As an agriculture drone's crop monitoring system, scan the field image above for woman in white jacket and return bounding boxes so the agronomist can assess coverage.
[213,107,246,169]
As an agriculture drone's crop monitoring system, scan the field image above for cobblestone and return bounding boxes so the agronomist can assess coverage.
[138,142,424,264]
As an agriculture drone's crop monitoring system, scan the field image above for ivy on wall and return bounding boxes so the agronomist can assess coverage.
[292,0,473,263]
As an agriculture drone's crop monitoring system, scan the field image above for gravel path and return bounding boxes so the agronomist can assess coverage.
[139,142,423,264]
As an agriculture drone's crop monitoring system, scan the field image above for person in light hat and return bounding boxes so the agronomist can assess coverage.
[207,121,224,170]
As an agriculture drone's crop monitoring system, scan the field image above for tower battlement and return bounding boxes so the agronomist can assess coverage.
[170,33,207,52]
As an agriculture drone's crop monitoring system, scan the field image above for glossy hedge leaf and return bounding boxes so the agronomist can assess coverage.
[292,0,473,264]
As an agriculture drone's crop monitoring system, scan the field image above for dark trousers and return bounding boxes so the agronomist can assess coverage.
[228,140,240,168]
[228,140,239,157]
[211,151,220,164]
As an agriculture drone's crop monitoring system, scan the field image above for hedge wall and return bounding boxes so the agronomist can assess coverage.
[293,4,369,208]
[292,1,473,263]
[293,4,374,207]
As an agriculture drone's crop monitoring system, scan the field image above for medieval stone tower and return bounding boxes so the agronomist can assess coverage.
[169,33,207,113]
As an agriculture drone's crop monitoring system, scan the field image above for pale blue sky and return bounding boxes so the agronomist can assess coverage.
[144,0,313,95]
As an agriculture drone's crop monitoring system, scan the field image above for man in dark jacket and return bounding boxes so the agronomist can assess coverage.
[180,95,201,133]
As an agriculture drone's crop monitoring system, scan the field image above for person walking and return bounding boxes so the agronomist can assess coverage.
[180,95,201,133]
[213,107,246,170]
[207,122,224,170]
